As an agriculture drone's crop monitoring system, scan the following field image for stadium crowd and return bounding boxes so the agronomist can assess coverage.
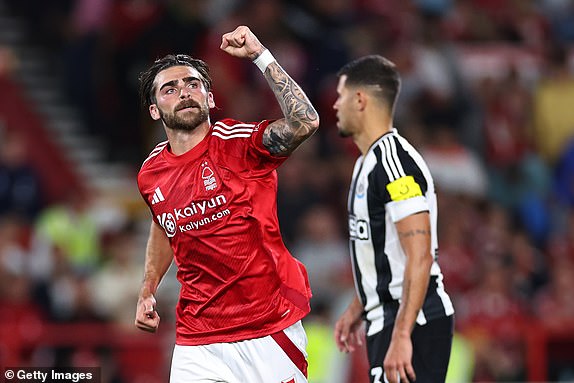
[1,0,574,382]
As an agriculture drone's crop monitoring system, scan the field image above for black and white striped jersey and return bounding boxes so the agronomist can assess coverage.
[347,128,454,337]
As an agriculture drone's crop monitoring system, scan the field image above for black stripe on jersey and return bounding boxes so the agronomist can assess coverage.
[422,276,448,319]
[392,136,428,194]
[383,301,400,328]
[371,146,393,303]
[349,163,368,309]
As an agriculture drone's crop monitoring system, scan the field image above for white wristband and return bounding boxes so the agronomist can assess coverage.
[253,49,275,73]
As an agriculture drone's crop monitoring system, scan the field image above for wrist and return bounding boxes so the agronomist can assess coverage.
[392,328,411,339]
[139,281,156,298]
[253,49,276,73]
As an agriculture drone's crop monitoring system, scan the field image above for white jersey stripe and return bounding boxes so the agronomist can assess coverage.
[388,137,405,177]
[382,138,400,180]
[213,126,254,135]
[214,121,256,130]
[378,142,395,181]
[155,187,165,201]
[142,141,168,165]
[212,132,252,140]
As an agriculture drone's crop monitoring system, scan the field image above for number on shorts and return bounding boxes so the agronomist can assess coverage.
[371,367,383,383]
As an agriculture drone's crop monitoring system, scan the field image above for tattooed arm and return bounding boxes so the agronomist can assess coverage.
[383,211,433,383]
[260,61,319,156]
[220,25,320,156]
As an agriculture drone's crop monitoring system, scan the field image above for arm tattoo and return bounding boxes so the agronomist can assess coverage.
[262,62,319,156]
[398,228,430,239]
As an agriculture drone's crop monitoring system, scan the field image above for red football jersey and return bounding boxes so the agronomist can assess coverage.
[137,118,312,345]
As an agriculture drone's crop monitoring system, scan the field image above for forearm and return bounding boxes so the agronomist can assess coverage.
[140,221,173,297]
[261,58,319,155]
[393,212,433,337]
[348,293,364,320]
[393,255,431,337]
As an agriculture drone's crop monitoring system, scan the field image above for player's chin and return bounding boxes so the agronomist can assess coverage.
[337,126,352,138]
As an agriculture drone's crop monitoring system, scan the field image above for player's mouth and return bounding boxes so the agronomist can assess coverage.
[176,101,200,112]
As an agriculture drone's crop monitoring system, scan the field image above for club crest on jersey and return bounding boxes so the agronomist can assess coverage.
[201,161,218,191]
[356,180,366,199]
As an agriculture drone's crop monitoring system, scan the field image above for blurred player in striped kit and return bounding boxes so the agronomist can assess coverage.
[333,55,455,383]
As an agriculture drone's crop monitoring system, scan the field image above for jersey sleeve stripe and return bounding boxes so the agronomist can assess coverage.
[142,140,168,165]
[214,121,256,130]
[213,126,254,134]
[389,137,406,177]
[212,132,252,140]
[381,139,401,181]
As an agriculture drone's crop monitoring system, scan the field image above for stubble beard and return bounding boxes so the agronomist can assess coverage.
[337,121,352,138]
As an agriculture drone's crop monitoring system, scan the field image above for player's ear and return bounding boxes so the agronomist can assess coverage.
[356,90,367,111]
[149,104,161,120]
[208,92,215,109]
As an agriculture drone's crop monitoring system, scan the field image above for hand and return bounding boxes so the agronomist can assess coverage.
[220,25,265,60]
[135,294,160,333]
[334,304,364,353]
[383,334,416,383]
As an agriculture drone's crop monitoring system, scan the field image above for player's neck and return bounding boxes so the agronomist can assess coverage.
[355,114,392,155]
[165,122,211,156]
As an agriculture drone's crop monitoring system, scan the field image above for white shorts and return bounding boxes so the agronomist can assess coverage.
[170,321,308,383]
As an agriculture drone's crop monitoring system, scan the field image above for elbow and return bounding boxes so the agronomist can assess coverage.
[421,252,434,272]
[304,115,320,138]
[310,115,320,131]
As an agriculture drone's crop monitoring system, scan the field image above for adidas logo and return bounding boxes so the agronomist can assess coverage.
[151,187,165,205]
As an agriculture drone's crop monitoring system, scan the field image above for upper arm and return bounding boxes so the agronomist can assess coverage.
[395,212,432,263]
[262,118,316,157]
[147,221,173,259]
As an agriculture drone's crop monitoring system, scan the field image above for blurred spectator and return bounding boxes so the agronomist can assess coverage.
[88,222,143,329]
[539,0,574,43]
[533,43,574,165]
[435,194,479,296]
[33,192,101,276]
[291,204,352,304]
[533,257,574,331]
[421,124,488,199]
[0,131,44,222]
[304,299,348,383]
[0,45,18,77]
[553,137,574,208]
[507,230,549,303]
[458,257,528,382]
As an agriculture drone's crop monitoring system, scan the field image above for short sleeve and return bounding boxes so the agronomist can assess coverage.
[386,196,429,222]
[248,119,288,170]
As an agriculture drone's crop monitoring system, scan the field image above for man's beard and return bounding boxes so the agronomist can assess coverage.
[159,100,209,131]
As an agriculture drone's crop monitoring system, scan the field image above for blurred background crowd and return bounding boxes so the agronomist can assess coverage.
[1,0,574,382]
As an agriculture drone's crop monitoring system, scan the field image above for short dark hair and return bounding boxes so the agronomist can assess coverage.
[138,54,212,108]
[337,55,401,113]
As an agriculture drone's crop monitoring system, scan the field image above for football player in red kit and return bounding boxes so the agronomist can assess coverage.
[134,26,319,383]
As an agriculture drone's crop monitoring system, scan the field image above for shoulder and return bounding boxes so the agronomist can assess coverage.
[373,131,423,167]
[140,140,168,170]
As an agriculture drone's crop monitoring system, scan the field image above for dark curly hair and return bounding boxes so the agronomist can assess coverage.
[138,54,212,108]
